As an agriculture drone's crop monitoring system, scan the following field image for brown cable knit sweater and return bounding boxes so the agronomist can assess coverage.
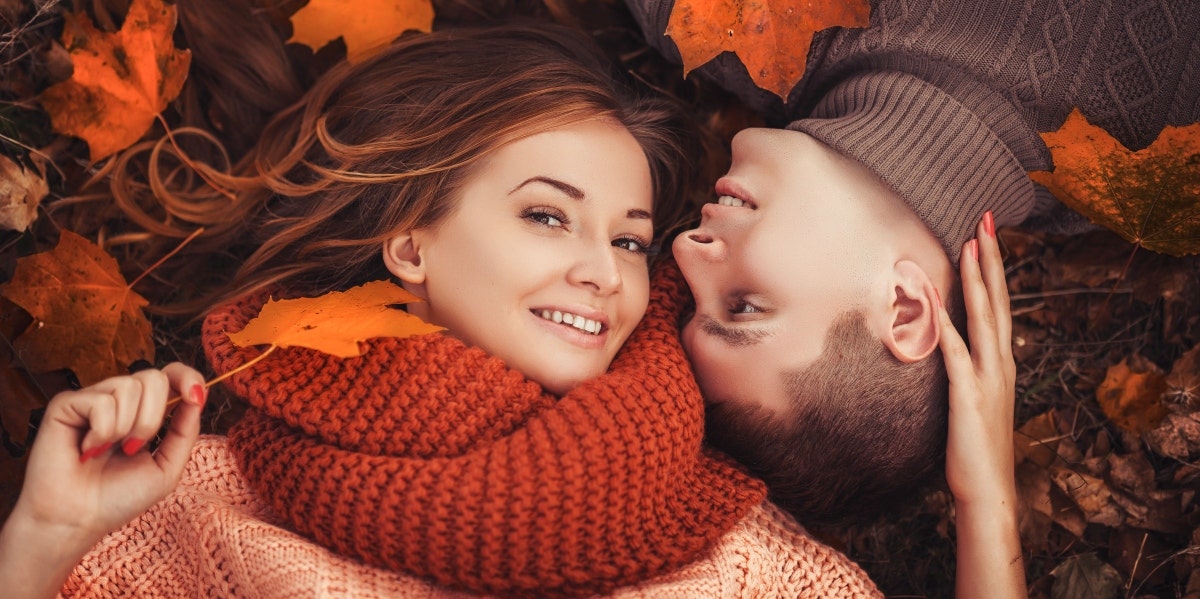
[627,0,1200,259]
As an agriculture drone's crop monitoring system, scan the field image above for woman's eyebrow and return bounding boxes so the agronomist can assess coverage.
[509,176,652,221]
[509,176,584,199]
[700,316,771,347]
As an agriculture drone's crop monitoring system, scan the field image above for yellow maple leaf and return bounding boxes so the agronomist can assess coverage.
[1031,109,1200,257]
[289,0,434,63]
[38,0,191,162]
[666,0,870,100]
[0,231,154,386]
[227,280,443,358]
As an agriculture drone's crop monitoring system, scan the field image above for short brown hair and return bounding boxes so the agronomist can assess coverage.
[705,278,966,527]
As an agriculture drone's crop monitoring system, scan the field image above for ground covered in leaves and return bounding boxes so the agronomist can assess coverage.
[2,1,1200,598]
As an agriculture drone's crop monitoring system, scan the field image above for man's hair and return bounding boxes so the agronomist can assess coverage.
[705,278,967,528]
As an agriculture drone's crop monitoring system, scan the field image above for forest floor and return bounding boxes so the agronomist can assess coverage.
[2,1,1200,597]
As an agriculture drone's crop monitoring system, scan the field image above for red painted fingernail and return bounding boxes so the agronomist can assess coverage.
[190,384,207,408]
[983,210,995,237]
[79,441,114,463]
[122,438,146,456]
[969,239,979,261]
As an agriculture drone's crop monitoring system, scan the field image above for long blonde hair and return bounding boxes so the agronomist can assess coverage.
[105,21,697,315]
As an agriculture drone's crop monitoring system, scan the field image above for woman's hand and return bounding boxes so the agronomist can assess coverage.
[0,363,206,599]
[938,212,1026,598]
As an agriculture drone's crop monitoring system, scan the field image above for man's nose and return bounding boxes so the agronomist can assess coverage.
[680,230,728,263]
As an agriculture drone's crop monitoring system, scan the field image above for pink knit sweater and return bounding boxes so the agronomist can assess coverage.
[60,436,881,598]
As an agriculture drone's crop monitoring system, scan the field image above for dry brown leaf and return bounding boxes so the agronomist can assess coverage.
[1145,412,1200,459]
[1016,460,1055,548]
[227,280,443,357]
[1030,109,1200,257]
[0,231,153,386]
[289,0,434,63]
[665,0,870,99]
[1015,410,1064,468]
[1051,466,1123,528]
[38,0,191,161]
[1096,354,1169,435]
[0,155,48,232]
[1050,552,1123,599]
[1166,344,1200,410]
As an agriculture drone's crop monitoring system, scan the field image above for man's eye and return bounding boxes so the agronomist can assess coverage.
[730,300,762,314]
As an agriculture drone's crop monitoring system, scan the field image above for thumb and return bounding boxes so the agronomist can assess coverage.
[153,389,202,481]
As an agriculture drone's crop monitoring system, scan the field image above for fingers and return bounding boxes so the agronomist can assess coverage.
[960,235,1000,369]
[153,363,207,480]
[976,212,1012,355]
[41,363,206,464]
[937,303,976,390]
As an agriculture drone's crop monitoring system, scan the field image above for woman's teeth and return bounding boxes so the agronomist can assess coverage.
[539,310,602,335]
[717,195,746,207]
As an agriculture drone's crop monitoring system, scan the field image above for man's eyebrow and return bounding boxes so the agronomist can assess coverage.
[509,176,584,199]
[509,176,653,221]
[700,316,771,347]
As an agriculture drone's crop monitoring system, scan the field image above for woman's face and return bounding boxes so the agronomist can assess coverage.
[390,118,655,395]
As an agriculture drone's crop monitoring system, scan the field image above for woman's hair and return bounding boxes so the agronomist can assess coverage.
[108,18,697,314]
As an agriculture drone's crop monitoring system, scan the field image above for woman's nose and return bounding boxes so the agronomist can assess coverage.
[567,243,623,294]
[679,230,728,263]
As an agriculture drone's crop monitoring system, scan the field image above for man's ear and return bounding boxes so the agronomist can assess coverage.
[382,232,426,286]
[879,259,940,363]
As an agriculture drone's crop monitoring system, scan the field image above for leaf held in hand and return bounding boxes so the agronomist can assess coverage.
[0,155,48,232]
[227,280,443,357]
[0,231,154,386]
[38,0,192,162]
[1030,109,1200,256]
[666,0,870,99]
[289,0,434,63]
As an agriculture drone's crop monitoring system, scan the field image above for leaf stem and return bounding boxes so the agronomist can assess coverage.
[164,344,278,407]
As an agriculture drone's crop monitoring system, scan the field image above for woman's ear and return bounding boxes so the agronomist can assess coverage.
[382,233,426,285]
[879,259,940,363]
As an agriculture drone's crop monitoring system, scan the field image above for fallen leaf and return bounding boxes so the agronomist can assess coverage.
[289,0,434,63]
[1095,354,1169,435]
[1016,410,1064,468]
[0,231,154,386]
[1050,466,1123,528]
[0,155,48,232]
[666,0,870,99]
[38,0,192,161]
[0,297,46,451]
[1016,460,1055,548]
[1145,412,1200,459]
[1030,109,1200,256]
[226,280,443,357]
[1166,344,1200,410]
[1050,552,1123,599]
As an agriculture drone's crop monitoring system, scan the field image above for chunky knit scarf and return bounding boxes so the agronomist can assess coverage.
[204,263,767,598]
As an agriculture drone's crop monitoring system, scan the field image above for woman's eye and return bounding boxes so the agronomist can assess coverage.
[522,207,567,229]
[613,236,650,255]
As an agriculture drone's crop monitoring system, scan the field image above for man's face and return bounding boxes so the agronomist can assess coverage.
[674,128,885,413]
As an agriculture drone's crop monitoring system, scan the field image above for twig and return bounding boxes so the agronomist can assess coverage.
[1010,288,1133,301]
[126,226,205,288]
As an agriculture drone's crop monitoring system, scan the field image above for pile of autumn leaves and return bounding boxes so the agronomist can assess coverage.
[1,0,1200,597]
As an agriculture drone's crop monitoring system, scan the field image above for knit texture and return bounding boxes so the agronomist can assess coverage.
[60,436,883,598]
[628,0,1200,260]
[204,263,771,597]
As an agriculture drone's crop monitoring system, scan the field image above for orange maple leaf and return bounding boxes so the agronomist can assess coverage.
[226,280,443,358]
[666,0,870,100]
[38,0,191,162]
[289,0,434,63]
[1030,109,1200,257]
[0,231,154,386]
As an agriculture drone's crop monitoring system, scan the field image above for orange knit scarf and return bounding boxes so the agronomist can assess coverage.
[206,263,766,598]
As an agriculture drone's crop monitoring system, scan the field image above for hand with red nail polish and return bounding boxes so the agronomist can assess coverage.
[0,362,206,597]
